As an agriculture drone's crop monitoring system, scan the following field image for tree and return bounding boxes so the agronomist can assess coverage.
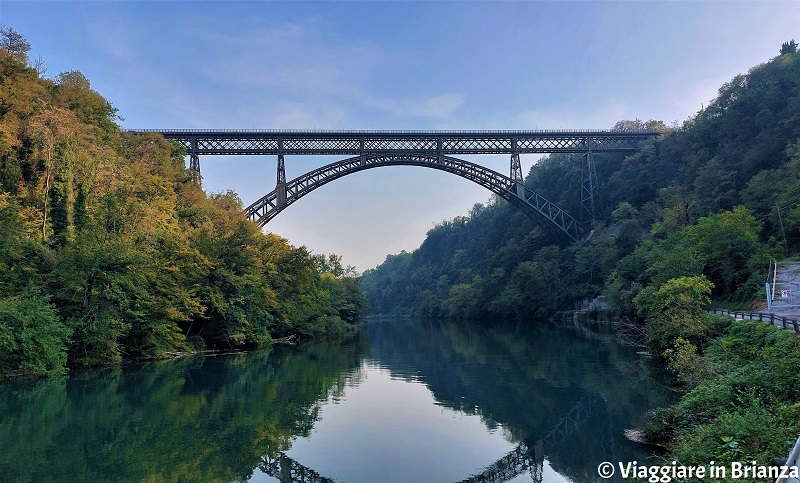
[633,275,713,355]
[780,40,797,56]
[49,183,68,245]
[28,108,77,241]
[0,26,30,63]
[313,253,357,278]
[73,184,87,231]
[0,287,72,376]
[56,70,91,89]
[680,206,761,296]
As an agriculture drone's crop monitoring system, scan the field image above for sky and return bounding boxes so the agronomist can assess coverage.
[1,0,799,271]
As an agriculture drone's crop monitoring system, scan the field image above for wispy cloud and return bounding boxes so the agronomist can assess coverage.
[141,16,467,128]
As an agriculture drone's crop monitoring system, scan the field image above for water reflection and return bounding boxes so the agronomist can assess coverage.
[363,317,673,482]
[0,339,368,482]
[0,318,671,483]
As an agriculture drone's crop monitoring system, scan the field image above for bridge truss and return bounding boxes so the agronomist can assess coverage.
[129,129,659,239]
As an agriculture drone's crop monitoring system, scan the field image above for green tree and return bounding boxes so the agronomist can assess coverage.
[0,26,30,63]
[780,39,797,55]
[49,183,68,245]
[0,287,71,376]
[633,275,713,355]
[73,184,87,231]
[680,206,761,296]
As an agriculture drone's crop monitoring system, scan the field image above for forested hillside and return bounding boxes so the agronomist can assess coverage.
[362,42,800,320]
[0,28,366,378]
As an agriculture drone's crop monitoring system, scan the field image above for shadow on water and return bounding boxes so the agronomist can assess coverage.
[0,317,672,482]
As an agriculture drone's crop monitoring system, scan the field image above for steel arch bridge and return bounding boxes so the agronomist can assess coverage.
[127,129,660,241]
[246,153,587,241]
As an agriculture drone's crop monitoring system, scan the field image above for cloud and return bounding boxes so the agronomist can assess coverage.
[133,15,467,128]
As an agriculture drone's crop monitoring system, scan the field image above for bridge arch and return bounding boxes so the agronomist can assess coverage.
[245,153,587,241]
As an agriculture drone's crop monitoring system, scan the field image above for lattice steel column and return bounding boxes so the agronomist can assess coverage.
[580,149,600,227]
[189,138,202,186]
[511,139,524,197]
[276,154,287,207]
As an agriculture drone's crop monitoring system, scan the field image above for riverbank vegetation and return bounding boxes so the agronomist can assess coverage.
[638,277,800,466]
[0,29,367,378]
[361,41,800,467]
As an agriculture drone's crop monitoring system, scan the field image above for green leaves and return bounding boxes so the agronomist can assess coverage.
[0,287,71,376]
[0,34,368,378]
[633,275,713,356]
[780,39,797,56]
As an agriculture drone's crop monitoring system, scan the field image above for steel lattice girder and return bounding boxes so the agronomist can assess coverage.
[127,129,660,155]
[245,154,588,241]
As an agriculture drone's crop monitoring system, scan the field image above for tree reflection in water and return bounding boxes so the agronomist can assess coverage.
[0,317,671,483]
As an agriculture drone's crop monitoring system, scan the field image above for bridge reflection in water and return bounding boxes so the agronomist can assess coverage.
[249,316,670,482]
[259,453,336,483]
[258,393,620,483]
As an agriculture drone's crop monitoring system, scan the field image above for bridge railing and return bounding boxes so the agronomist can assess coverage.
[706,308,800,334]
[123,128,662,135]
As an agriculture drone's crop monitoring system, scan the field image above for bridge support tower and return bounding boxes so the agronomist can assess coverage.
[580,148,599,228]
[511,139,524,197]
[276,154,287,208]
[189,138,202,186]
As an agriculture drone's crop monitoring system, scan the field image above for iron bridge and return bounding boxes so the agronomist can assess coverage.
[127,129,660,241]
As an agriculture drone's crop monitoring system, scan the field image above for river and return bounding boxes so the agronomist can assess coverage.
[0,316,673,482]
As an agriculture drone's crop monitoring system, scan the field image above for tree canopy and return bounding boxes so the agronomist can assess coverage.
[0,30,367,377]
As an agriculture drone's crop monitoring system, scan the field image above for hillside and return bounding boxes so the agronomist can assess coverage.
[362,43,800,320]
[0,28,367,377]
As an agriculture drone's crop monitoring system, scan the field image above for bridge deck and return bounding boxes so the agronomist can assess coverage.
[126,129,660,155]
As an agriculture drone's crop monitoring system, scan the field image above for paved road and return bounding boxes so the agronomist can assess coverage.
[769,261,800,319]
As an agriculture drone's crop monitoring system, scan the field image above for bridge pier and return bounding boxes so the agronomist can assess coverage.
[511,140,525,197]
[276,154,287,207]
[189,138,202,186]
[580,148,599,228]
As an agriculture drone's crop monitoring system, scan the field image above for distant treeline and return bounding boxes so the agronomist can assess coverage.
[0,28,367,377]
[362,42,800,321]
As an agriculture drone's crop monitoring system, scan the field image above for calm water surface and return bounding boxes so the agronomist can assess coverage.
[0,317,673,482]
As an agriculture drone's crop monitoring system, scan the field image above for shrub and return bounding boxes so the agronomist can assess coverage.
[0,288,71,376]
[634,275,713,354]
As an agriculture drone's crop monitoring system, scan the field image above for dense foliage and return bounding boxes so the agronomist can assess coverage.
[643,314,800,468]
[0,29,367,377]
[363,44,800,320]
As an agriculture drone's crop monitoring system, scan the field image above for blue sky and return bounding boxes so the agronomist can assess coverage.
[2,1,798,271]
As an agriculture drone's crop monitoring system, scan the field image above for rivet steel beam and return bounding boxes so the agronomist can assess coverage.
[128,129,660,156]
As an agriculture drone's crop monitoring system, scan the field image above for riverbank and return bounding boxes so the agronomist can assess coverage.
[559,287,800,470]
[640,312,800,468]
